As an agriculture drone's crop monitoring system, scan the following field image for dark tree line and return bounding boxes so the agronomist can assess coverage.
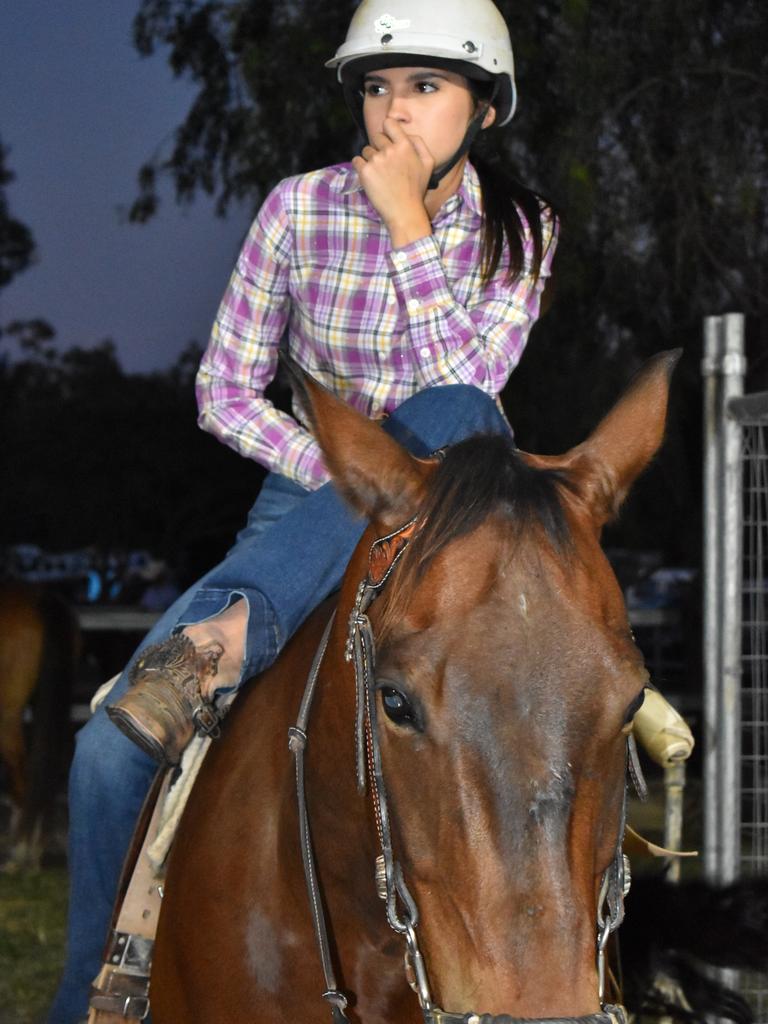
[0,140,264,579]
[0,335,264,582]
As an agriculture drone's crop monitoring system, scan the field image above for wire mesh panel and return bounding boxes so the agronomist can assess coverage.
[731,392,768,1019]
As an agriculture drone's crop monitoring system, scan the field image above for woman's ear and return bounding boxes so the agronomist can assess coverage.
[481,104,497,130]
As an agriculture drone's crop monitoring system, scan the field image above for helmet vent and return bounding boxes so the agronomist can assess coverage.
[380,33,393,44]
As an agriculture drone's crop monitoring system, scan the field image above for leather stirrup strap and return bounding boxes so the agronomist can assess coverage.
[88,770,170,1023]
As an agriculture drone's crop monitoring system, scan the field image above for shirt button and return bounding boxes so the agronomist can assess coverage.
[419,346,431,358]
[406,298,421,314]
[393,251,408,269]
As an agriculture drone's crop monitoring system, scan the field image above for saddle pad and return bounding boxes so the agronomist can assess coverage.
[147,734,212,871]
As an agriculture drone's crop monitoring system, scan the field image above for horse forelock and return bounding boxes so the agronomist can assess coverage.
[376,435,572,636]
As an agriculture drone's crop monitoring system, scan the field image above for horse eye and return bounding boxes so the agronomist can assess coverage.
[379,686,418,728]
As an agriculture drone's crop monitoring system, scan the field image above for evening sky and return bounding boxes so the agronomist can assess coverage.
[0,1,250,371]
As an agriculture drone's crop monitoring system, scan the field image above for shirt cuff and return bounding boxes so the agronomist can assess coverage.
[288,434,331,491]
[388,234,453,302]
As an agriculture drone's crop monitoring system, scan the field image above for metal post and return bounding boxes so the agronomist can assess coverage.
[702,313,745,882]
[703,318,722,879]
[663,762,686,883]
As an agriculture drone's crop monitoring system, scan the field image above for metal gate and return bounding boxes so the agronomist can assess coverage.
[703,313,768,1018]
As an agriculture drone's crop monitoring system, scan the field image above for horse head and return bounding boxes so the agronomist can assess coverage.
[293,352,680,1020]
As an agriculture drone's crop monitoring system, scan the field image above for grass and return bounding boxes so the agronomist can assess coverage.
[0,866,68,1024]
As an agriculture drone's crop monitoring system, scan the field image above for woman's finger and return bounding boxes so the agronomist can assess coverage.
[369,131,392,152]
[405,133,435,171]
[382,117,405,144]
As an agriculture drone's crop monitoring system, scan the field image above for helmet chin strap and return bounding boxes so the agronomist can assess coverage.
[426,99,492,191]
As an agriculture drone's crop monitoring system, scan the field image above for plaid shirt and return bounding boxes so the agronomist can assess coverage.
[197,160,557,490]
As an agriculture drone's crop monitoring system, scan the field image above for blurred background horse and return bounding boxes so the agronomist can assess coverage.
[0,581,79,869]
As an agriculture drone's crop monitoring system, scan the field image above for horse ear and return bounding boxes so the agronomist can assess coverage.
[280,355,431,529]
[554,349,682,526]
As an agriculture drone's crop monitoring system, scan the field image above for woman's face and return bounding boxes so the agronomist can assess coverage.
[361,66,494,164]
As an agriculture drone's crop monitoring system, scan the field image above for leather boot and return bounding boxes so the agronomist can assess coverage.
[106,634,225,766]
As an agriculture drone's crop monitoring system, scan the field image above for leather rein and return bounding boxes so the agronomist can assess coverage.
[288,515,645,1024]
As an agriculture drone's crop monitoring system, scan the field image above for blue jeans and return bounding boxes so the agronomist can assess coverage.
[48,384,510,1023]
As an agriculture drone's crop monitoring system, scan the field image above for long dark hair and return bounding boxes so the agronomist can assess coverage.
[467,80,557,288]
[472,153,557,287]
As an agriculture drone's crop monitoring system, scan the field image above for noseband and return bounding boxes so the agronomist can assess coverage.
[289,516,643,1024]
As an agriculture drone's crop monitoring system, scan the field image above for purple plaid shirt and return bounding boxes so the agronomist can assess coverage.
[196,160,557,490]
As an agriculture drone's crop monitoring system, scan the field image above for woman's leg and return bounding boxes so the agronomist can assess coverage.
[109,385,509,764]
[112,385,512,720]
[176,385,511,662]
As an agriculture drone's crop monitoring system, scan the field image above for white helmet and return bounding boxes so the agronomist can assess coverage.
[326,0,517,126]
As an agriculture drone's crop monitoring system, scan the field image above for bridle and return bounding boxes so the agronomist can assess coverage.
[289,515,645,1024]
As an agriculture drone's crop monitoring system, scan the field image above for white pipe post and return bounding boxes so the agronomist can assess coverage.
[702,313,745,882]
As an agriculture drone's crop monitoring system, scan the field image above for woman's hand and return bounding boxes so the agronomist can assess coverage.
[352,118,434,248]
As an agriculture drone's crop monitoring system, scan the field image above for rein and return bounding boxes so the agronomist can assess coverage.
[288,516,642,1024]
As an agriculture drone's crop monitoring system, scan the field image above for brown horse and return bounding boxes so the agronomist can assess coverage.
[0,582,79,868]
[150,352,679,1023]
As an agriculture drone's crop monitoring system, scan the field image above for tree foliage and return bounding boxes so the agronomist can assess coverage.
[130,0,357,221]
[0,139,35,290]
[130,1,766,426]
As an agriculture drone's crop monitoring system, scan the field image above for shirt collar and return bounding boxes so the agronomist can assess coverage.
[332,160,482,222]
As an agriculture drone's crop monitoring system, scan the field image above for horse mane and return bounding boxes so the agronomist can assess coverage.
[377,434,572,636]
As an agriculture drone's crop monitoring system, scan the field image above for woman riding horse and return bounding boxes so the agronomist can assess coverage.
[48,2,682,1019]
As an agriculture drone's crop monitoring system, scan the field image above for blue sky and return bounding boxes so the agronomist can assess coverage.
[0,1,250,371]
